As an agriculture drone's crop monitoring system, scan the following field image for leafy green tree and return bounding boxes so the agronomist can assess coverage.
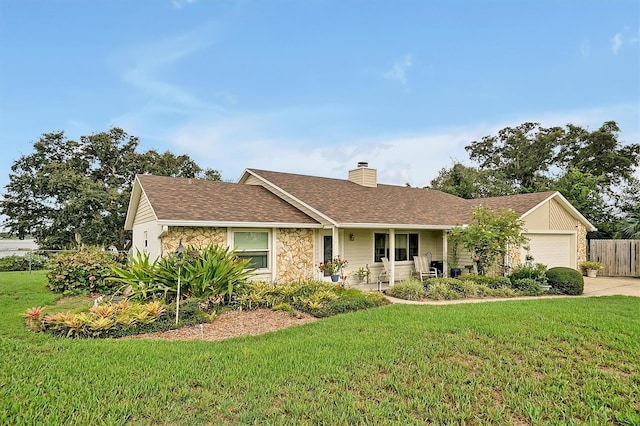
[1,128,221,250]
[436,120,639,238]
[430,163,515,198]
[615,177,640,239]
[557,122,640,191]
[552,168,614,238]
[454,206,528,276]
[465,122,562,193]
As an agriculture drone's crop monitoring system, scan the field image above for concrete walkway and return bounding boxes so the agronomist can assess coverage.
[384,276,639,305]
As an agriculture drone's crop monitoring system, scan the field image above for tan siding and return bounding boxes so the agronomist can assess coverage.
[523,200,550,230]
[243,175,263,186]
[348,168,377,187]
[549,198,577,230]
[133,192,155,225]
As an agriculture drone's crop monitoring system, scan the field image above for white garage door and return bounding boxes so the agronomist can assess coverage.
[524,234,573,269]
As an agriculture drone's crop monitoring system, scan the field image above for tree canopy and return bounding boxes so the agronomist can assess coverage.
[451,206,528,276]
[1,128,221,250]
[431,121,640,238]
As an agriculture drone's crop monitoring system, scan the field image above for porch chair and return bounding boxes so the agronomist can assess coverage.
[413,255,438,280]
[372,257,391,291]
[378,257,390,283]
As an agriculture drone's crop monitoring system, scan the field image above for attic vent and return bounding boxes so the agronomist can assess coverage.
[348,162,377,187]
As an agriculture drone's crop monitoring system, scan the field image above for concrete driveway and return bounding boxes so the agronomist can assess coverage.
[583,276,639,297]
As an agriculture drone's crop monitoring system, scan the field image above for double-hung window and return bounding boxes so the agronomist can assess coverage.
[374,233,419,262]
[234,231,269,269]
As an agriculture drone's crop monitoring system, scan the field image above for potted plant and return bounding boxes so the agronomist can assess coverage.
[355,265,370,283]
[580,261,602,278]
[318,256,348,282]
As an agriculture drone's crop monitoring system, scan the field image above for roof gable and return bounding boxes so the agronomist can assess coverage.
[125,175,319,230]
[243,169,472,227]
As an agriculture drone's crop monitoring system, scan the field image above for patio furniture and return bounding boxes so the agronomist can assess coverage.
[374,257,391,291]
[413,255,438,280]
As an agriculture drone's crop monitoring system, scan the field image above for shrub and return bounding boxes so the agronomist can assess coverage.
[232,280,389,318]
[109,245,255,303]
[47,248,126,295]
[426,281,461,300]
[423,277,519,300]
[307,289,388,318]
[511,278,545,296]
[460,274,512,289]
[386,279,426,301]
[509,263,548,287]
[546,267,584,295]
[0,253,48,272]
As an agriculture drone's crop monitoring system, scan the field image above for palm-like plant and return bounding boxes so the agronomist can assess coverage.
[618,211,640,239]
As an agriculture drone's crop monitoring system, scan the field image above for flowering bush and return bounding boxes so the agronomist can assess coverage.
[318,256,348,275]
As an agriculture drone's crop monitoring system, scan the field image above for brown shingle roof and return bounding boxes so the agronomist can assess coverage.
[247,169,473,226]
[137,175,318,224]
[467,191,556,215]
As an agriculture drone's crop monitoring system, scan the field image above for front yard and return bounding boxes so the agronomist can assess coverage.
[1,271,638,425]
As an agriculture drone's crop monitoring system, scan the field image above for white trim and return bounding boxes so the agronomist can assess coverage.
[337,223,456,230]
[523,230,577,235]
[156,220,322,228]
[124,176,159,230]
[271,228,277,283]
[231,228,272,274]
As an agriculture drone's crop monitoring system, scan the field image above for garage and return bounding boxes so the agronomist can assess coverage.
[523,233,575,269]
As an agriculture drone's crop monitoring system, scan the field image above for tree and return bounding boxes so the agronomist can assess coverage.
[454,206,528,276]
[465,122,563,193]
[435,121,639,238]
[1,128,221,250]
[430,162,514,198]
[552,168,613,239]
[615,177,640,239]
[557,122,640,192]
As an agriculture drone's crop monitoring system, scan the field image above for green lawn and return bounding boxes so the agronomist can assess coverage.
[1,271,639,425]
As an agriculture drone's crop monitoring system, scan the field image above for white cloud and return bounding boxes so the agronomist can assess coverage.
[111,22,222,114]
[611,32,623,54]
[610,27,640,54]
[383,54,414,86]
[172,0,197,9]
[159,102,640,186]
[579,39,591,57]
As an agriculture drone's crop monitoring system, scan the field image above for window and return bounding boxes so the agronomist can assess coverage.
[374,233,419,262]
[234,231,269,269]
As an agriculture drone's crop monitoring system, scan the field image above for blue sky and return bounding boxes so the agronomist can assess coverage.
[1,0,638,194]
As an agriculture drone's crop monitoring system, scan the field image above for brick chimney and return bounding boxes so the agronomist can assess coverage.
[348,162,377,187]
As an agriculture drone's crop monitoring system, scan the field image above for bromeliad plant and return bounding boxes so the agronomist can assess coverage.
[109,244,255,304]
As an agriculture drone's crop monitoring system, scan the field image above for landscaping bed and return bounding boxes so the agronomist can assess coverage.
[125,308,318,341]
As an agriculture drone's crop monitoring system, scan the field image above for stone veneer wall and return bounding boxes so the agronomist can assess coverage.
[576,222,587,268]
[161,227,228,255]
[507,244,523,270]
[276,228,314,283]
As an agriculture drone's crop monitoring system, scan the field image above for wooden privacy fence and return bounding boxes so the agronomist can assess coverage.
[589,239,640,277]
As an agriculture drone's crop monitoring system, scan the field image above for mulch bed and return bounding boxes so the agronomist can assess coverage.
[124,308,318,342]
